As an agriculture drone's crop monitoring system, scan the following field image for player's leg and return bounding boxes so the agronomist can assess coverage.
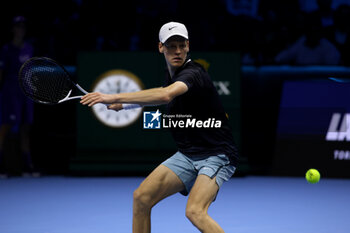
[185,174,224,233]
[185,154,236,233]
[133,164,185,233]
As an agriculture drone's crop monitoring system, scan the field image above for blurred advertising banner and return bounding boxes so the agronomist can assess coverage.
[274,79,350,177]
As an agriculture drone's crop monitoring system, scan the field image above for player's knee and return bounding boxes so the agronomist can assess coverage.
[133,188,152,210]
[185,205,206,224]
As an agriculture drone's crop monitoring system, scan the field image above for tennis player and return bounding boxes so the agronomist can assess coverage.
[81,22,238,233]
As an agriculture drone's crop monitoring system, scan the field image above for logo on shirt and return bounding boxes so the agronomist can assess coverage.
[143,110,162,129]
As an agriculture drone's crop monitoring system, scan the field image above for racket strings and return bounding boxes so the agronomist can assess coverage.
[19,58,73,104]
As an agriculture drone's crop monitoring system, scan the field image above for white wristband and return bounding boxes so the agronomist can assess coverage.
[122,104,141,110]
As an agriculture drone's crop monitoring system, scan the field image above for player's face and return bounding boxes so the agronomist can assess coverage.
[159,37,189,69]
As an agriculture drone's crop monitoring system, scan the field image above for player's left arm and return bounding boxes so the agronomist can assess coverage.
[80,81,188,107]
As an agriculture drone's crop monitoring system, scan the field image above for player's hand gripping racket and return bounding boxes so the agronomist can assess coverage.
[18,57,88,105]
[18,57,140,110]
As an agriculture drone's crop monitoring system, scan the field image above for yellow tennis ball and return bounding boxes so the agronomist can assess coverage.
[305,169,321,184]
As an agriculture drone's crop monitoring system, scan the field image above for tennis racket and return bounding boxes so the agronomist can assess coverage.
[18,57,140,109]
[18,57,88,105]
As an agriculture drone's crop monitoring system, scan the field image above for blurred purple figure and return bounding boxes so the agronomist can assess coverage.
[0,16,36,178]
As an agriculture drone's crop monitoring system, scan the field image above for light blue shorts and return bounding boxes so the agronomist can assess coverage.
[162,151,236,196]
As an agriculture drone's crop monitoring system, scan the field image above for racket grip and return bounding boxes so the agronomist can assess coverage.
[122,104,141,110]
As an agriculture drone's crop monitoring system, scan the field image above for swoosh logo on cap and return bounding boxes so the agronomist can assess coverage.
[168,26,177,30]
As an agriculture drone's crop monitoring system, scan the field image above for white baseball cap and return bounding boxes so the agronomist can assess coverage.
[159,22,188,43]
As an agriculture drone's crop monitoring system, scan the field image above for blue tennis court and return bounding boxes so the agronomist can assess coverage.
[1,176,349,233]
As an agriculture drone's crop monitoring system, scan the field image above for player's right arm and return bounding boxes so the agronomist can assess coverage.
[80,81,188,108]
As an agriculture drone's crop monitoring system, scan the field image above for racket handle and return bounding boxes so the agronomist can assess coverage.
[122,104,141,110]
